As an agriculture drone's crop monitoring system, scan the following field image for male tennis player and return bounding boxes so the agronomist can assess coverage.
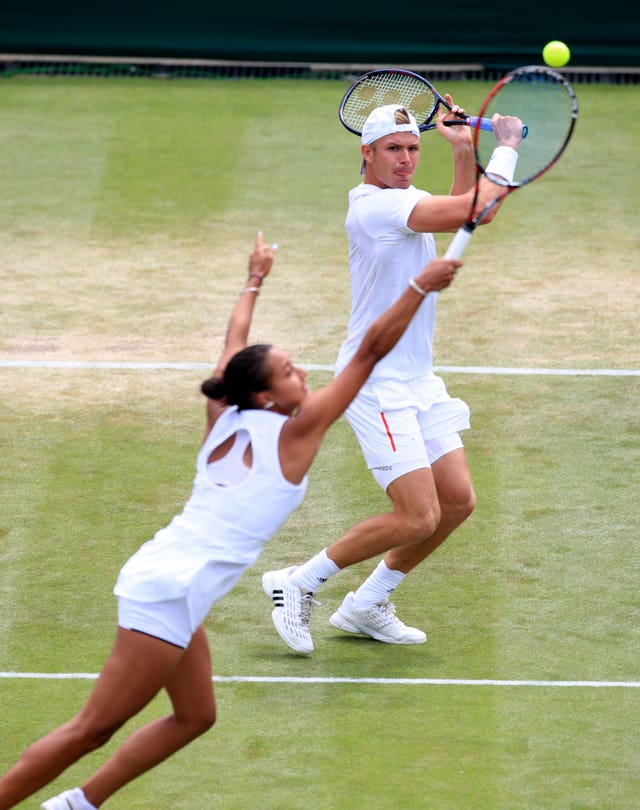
[263,100,523,653]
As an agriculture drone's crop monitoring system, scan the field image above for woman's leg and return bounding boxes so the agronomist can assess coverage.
[0,627,184,810]
[81,625,215,807]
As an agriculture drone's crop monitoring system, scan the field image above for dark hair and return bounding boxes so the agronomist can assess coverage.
[201,344,273,410]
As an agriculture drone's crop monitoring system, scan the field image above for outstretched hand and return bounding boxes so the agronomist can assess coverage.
[208,231,280,399]
[248,231,278,281]
[415,257,461,293]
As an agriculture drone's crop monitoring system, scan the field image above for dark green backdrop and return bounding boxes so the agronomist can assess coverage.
[0,1,638,68]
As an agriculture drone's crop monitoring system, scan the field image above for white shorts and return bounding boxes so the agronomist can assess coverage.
[115,557,250,649]
[344,374,470,491]
[118,596,194,649]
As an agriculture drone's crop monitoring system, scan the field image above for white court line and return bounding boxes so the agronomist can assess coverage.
[0,672,638,688]
[1,362,636,691]
[0,359,639,376]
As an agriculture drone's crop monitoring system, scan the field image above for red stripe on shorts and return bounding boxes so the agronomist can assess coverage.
[379,412,397,452]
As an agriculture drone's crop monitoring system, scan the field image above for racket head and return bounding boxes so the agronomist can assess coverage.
[473,65,578,187]
[338,68,443,136]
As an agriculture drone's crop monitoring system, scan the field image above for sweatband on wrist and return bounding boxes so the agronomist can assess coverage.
[485,146,518,184]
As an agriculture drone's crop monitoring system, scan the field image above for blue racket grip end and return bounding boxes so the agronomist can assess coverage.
[467,116,494,133]
[468,116,529,139]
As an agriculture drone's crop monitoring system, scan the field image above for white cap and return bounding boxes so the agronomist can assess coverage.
[361,104,420,145]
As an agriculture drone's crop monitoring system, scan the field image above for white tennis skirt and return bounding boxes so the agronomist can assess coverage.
[116,557,250,648]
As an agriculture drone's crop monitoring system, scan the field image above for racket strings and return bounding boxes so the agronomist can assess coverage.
[476,73,577,186]
[341,73,438,132]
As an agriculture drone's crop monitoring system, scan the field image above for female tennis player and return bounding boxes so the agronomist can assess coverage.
[0,232,461,810]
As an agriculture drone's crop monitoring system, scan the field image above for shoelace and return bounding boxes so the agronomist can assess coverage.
[364,600,401,629]
[379,600,396,615]
[299,593,322,627]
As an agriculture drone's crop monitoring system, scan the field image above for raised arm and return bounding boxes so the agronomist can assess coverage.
[408,112,524,234]
[212,231,277,378]
[435,93,477,196]
[204,232,277,431]
[279,256,461,482]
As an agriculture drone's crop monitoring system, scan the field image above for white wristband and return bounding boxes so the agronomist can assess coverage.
[485,146,518,184]
[243,286,261,294]
[408,277,428,298]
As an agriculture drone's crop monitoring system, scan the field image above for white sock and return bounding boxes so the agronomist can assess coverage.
[352,560,406,609]
[288,549,340,594]
[72,787,98,810]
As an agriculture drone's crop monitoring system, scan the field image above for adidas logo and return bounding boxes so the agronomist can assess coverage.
[271,588,284,607]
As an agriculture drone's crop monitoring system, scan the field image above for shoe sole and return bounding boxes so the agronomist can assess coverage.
[329,610,426,645]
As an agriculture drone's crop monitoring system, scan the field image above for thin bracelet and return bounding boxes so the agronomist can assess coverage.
[248,273,263,281]
[408,277,428,298]
[243,286,261,294]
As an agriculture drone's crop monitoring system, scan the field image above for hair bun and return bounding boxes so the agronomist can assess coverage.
[201,376,226,400]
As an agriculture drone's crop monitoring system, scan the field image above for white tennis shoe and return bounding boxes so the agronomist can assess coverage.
[262,566,319,654]
[41,787,94,810]
[329,592,427,644]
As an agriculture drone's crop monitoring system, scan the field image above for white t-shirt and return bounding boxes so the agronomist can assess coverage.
[335,183,438,382]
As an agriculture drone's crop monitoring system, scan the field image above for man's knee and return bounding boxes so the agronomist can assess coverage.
[443,482,476,524]
[400,502,441,541]
[387,469,442,541]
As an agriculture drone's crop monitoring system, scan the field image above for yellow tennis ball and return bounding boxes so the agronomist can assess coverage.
[543,40,571,68]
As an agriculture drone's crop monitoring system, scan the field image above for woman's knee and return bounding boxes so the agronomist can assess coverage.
[176,705,217,740]
[194,704,217,735]
[65,714,122,754]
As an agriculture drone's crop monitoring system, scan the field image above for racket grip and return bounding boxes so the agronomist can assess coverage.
[444,225,474,260]
[467,115,528,139]
[467,116,494,133]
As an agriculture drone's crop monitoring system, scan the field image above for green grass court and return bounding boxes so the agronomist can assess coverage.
[0,75,639,808]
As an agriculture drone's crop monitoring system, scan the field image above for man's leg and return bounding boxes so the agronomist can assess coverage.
[263,466,439,652]
[329,449,474,643]
[385,448,475,572]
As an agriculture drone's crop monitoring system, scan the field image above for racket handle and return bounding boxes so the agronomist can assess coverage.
[446,116,527,139]
[444,225,474,260]
[467,115,528,139]
[444,115,494,132]
[467,116,494,133]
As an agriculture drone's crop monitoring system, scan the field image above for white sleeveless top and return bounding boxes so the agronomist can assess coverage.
[114,406,307,604]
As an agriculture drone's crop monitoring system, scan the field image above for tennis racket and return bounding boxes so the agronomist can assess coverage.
[338,67,495,135]
[444,65,578,260]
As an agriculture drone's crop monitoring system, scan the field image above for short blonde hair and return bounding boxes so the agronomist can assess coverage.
[393,107,412,125]
[361,104,420,145]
